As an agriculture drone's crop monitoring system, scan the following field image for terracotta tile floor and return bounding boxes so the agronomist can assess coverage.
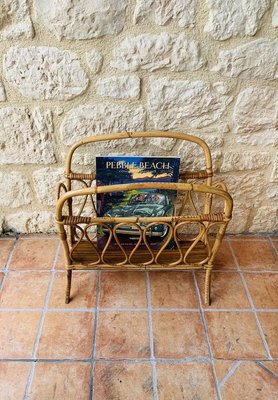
[0,234,277,399]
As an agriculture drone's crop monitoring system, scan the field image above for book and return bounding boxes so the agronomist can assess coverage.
[96,156,180,251]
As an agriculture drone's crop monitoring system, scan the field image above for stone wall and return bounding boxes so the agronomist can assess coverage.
[0,0,277,234]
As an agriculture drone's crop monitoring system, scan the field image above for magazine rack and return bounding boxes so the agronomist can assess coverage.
[56,132,233,305]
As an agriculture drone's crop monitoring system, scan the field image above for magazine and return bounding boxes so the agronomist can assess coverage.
[96,156,180,251]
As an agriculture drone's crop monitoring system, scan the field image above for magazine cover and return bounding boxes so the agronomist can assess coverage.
[96,156,180,250]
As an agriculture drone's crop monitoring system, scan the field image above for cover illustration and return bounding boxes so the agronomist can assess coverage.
[96,156,180,250]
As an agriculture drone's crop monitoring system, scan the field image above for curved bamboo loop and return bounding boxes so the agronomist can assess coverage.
[57,182,68,201]
[69,225,85,262]
[174,221,210,265]
[111,225,129,266]
[84,224,101,266]
[98,224,114,265]
[153,223,174,264]
[113,223,144,265]
[142,225,156,265]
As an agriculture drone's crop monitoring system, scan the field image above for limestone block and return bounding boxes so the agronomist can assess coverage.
[221,152,271,172]
[0,0,33,40]
[270,156,278,183]
[4,212,56,233]
[0,107,56,164]
[204,0,270,40]
[226,206,250,233]
[86,49,103,73]
[223,172,265,206]
[73,142,139,163]
[149,138,177,152]
[217,172,263,232]
[273,1,278,27]
[133,0,197,27]
[147,78,232,129]
[4,46,89,100]
[0,216,3,234]
[266,184,278,200]
[212,39,278,81]
[33,168,64,206]
[96,75,140,99]
[61,104,145,146]
[111,33,205,72]
[0,81,6,101]
[34,0,127,40]
[177,134,224,171]
[233,86,278,145]
[249,207,278,232]
[55,107,64,116]
[0,171,32,207]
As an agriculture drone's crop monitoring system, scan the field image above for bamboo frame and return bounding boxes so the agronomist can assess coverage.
[56,131,233,305]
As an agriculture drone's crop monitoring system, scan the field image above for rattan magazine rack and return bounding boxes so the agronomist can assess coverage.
[56,131,233,305]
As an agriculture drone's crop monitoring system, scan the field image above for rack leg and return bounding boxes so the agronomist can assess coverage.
[205,266,212,306]
[65,270,72,304]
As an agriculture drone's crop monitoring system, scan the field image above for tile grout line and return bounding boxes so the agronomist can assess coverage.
[193,271,222,400]
[89,270,101,400]
[227,237,269,242]
[2,356,278,363]
[240,275,273,359]
[202,309,278,313]
[256,361,278,380]
[227,238,273,360]
[1,306,278,313]
[268,236,278,257]
[5,268,278,274]
[218,360,241,389]
[146,272,159,400]
[0,357,209,363]
[0,236,19,291]
[24,241,61,400]
[9,237,59,241]
[214,269,278,274]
